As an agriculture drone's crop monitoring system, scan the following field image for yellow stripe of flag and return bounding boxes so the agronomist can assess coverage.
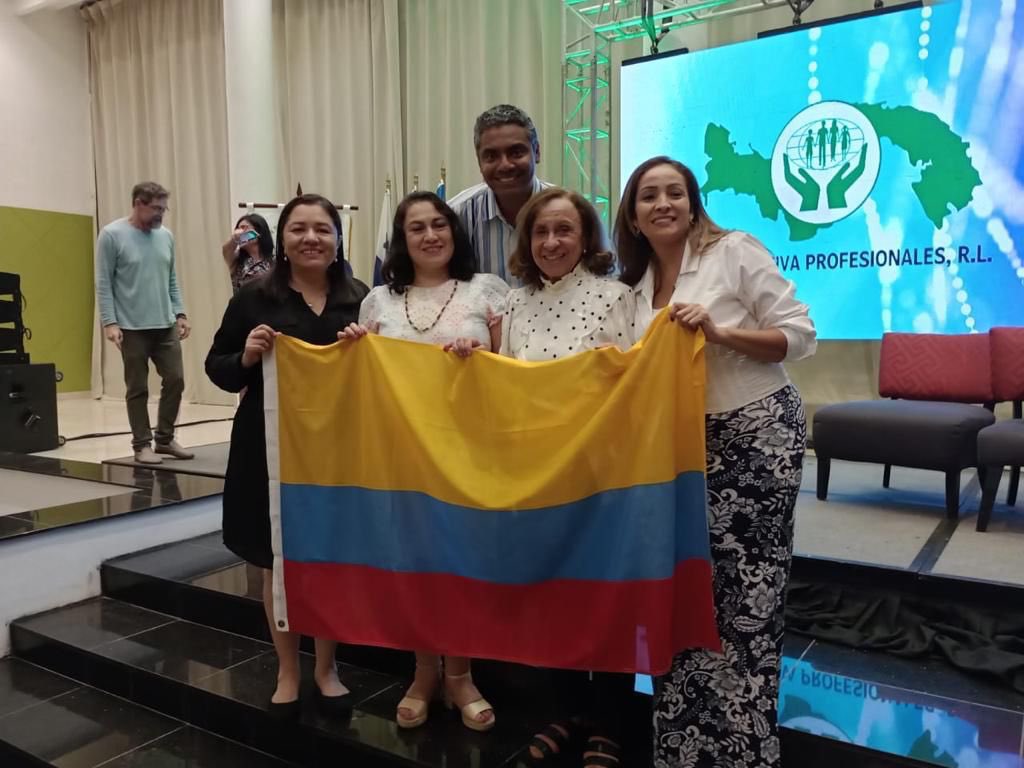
[274,311,705,510]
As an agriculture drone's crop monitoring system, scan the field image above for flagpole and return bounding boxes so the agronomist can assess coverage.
[373,177,394,287]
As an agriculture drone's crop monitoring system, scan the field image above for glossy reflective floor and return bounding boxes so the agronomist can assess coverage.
[0,658,296,767]
[6,533,1022,767]
[0,453,222,541]
[0,468,137,517]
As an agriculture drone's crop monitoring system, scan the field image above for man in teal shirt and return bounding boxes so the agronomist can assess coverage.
[96,181,194,464]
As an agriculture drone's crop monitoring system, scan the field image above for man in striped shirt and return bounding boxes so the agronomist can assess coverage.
[447,105,554,283]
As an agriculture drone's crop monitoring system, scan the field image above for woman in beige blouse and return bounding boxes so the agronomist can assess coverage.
[615,155,816,768]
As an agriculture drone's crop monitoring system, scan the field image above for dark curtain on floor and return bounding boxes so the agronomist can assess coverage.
[785,579,1024,694]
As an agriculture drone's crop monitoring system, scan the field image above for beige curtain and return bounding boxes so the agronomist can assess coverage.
[399,0,565,201]
[80,0,882,415]
[85,0,233,405]
[272,0,404,283]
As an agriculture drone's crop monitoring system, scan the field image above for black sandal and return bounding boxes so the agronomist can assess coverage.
[583,735,622,768]
[525,721,579,764]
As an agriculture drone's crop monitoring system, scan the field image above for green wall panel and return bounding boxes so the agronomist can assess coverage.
[0,206,95,392]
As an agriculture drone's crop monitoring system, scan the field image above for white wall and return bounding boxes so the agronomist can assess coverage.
[0,1,93,216]
[0,498,222,657]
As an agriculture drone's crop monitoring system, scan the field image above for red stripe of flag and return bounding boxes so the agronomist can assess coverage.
[282,559,720,675]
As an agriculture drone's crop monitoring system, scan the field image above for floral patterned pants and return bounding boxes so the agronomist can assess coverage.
[653,385,806,768]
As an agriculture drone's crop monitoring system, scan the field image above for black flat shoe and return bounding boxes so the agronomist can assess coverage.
[267,698,301,721]
[315,688,353,716]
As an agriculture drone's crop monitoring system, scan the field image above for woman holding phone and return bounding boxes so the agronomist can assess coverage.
[222,213,274,294]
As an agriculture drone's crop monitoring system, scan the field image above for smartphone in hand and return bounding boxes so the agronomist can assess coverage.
[237,231,259,244]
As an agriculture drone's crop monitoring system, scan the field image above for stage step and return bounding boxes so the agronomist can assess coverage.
[0,657,295,767]
[9,597,541,768]
[2,533,948,768]
[101,533,407,675]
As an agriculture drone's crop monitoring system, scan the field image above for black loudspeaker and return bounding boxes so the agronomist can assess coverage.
[0,271,28,359]
[0,363,59,453]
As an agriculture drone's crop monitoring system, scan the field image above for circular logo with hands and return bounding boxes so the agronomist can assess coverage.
[771,101,880,225]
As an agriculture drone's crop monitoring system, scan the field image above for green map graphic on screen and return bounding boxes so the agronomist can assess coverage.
[703,101,981,241]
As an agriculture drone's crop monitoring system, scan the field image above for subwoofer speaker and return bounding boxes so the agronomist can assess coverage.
[0,363,59,453]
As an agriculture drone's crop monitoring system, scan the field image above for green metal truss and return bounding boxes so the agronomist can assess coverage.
[561,0,790,222]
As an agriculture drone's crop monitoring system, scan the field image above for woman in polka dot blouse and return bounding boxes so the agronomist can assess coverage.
[500,187,635,361]
[499,186,637,768]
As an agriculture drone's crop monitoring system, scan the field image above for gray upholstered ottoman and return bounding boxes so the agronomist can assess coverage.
[976,420,1024,531]
[813,400,996,518]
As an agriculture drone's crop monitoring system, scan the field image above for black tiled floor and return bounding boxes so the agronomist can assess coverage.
[99,726,297,767]
[14,598,176,651]
[0,661,302,768]
[352,675,547,768]
[195,650,398,712]
[189,562,260,599]
[187,531,232,552]
[7,593,573,768]
[0,658,79,719]
[104,546,411,675]
[0,685,179,767]
[107,543,240,582]
[95,621,270,685]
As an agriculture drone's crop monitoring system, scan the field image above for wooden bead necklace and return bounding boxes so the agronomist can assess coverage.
[404,280,458,333]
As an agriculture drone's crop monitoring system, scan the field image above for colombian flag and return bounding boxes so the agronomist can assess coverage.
[264,312,719,675]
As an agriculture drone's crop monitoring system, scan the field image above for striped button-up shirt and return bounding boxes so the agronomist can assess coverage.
[447,177,554,283]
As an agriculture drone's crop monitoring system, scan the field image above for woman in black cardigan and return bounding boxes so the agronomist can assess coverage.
[206,194,368,718]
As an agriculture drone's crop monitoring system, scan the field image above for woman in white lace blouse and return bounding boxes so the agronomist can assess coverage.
[340,191,504,733]
[353,193,507,355]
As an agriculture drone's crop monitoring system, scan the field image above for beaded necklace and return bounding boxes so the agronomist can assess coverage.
[404,280,458,333]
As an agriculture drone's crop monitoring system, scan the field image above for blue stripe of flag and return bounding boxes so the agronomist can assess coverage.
[281,473,709,584]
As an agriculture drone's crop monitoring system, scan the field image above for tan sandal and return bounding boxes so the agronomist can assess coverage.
[396,664,440,729]
[444,671,495,732]
[396,693,430,729]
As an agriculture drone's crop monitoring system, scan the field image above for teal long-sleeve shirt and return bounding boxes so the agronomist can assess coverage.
[96,218,185,329]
